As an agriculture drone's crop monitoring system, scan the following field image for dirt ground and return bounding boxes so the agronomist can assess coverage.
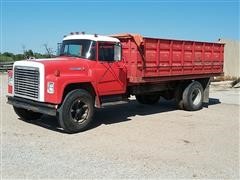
[0,73,239,179]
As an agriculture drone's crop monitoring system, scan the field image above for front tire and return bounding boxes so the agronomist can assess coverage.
[13,106,43,121]
[136,94,160,105]
[58,89,94,133]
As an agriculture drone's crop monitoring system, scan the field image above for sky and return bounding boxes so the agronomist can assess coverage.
[1,0,239,54]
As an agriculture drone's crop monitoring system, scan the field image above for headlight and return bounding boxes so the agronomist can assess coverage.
[47,82,54,94]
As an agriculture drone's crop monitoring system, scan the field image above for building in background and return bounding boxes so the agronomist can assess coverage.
[218,39,240,78]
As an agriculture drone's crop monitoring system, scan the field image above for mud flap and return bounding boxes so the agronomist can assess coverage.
[203,78,211,107]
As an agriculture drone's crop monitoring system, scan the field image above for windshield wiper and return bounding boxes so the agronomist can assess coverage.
[59,53,70,56]
[70,54,81,58]
[59,53,80,58]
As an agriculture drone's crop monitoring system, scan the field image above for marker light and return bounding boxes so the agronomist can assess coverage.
[47,82,55,94]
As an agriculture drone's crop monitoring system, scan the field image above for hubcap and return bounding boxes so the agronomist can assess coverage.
[191,88,201,106]
[70,99,89,123]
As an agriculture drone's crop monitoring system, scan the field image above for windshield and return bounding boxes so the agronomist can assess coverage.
[60,40,96,60]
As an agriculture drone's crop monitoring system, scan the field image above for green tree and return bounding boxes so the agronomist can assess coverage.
[0,55,14,62]
[14,54,25,61]
[0,49,54,62]
[2,52,14,58]
[24,50,34,58]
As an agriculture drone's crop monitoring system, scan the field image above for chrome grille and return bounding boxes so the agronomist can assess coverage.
[14,66,40,99]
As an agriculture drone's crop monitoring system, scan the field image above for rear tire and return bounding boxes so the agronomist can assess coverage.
[162,90,174,100]
[136,94,160,105]
[58,89,94,133]
[13,106,43,121]
[182,81,204,111]
[174,84,186,110]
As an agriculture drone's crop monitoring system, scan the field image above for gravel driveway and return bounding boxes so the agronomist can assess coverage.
[1,73,239,179]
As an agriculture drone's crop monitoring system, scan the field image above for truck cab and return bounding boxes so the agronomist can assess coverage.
[7,33,128,133]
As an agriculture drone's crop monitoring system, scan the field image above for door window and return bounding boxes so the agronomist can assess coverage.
[98,42,121,62]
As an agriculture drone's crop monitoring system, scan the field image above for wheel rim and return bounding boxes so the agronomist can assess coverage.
[70,99,89,123]
[191,88,201,106]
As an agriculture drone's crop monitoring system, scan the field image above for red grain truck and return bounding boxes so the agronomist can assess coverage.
[7,33,224,133]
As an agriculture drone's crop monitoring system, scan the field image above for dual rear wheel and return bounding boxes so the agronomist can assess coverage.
[136,81,204,111]
[182,81,204,111]
[175,81,204,111]
[135,94,160,105]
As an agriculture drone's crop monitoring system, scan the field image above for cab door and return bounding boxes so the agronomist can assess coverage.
[95,41,127,95]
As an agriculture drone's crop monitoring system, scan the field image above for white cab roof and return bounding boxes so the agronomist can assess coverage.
[63,34,120,42]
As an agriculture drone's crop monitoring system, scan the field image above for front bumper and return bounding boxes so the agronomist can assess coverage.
[7,96,57,116]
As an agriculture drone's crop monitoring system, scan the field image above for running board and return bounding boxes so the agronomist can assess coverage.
[101,100,129,107]
[99,94,129,107]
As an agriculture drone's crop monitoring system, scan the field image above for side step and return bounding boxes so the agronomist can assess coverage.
[101,101,129,107]
[100,94,129,107]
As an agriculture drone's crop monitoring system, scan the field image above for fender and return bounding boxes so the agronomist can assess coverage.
[45,73,100,105]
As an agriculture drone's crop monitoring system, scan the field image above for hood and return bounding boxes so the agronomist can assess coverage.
[32,56,86,66]
[14,57,92,76]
